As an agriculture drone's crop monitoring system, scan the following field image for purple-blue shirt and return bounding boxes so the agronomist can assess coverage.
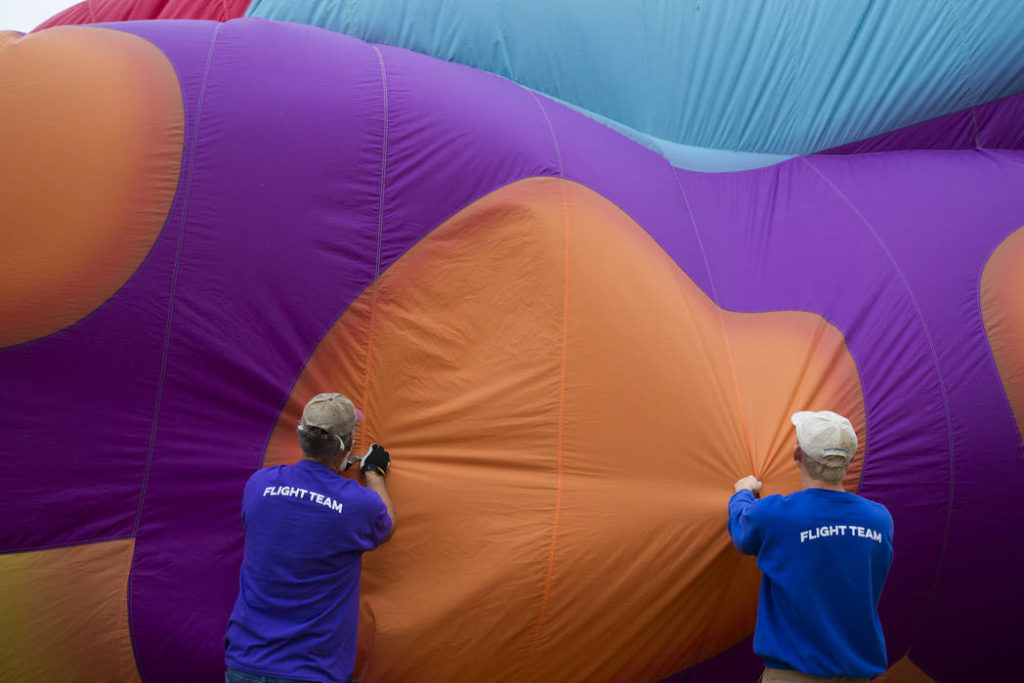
[728,488,893,677]
[225,460,392,682]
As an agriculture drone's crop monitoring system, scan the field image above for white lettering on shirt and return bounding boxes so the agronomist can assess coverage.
[799,523,882,543]
[262,485,344,514]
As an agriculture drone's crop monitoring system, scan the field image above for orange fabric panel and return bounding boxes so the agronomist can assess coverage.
[980,226,1024,441]
[0,27,182,347]
[874,654,937,683]
[0,539,139,681]
[265,178,865,680]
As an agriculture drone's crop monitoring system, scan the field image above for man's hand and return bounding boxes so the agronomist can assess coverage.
[734,475,763,495]
[360,444,390,477]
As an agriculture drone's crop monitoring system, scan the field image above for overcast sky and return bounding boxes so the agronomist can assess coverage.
[1,1,82,33]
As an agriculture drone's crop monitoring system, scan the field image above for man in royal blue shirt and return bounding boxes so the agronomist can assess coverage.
[729,411,893,683]
[225,393,396,683]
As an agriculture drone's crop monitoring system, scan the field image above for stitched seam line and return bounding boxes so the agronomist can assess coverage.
[946,0,982,148]
[801,156,957,647]
[669,166,756,472]
[125,24,223,681]
[494,0,515,79]
[524,92,568,678]
[358,45,390,451]
[667,162,759,671]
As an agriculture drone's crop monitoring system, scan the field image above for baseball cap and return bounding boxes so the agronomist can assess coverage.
[300,393,364,437]
[790,410,858,464]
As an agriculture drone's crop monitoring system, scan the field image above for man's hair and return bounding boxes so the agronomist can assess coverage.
[297,424,350,461]
[799,448,849,483]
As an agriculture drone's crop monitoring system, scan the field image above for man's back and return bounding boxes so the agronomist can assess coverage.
[225,460,392,682]
[729,488,893,678]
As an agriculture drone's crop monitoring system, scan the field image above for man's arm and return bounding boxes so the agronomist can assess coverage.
[728,476,764,555]
[363,471,395,543]
[359,444,396,543]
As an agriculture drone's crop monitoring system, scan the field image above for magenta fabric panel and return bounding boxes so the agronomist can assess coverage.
[33,0,251,31]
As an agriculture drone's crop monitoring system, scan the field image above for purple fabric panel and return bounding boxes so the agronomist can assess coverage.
[373,43,556,272]
[805,151,1024,679]
[824,91,1024,155]
[976,96,1024,150]
[0,22,218,553]
[113,19,560,682]
[0,258,166,551]
[118,19,386,681]
[532,93,714,297]
[675,159,952,663]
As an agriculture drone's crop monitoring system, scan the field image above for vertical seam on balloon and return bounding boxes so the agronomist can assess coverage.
[220,0,231,21]
[359,45,388,450]
[946,0,982,148]
[670,167,757,473]
[638,2,649,132]
[87,1,97,24]
[494,0,515,80]
[668,165,759,674]
[801,155,957,648]
[125,23,223,681]
[523,91,568,678]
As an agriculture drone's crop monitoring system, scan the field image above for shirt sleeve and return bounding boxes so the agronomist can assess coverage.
[357,487,392,549]
[728,490,764,555]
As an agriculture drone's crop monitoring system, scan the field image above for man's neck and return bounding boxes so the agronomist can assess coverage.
[800,472,846,492]
[301,454,343,473]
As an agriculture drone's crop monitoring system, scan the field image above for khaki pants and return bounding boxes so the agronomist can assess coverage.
[760,666,869,683]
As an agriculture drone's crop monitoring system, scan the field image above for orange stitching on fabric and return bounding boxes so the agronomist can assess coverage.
[523,89,570,674]
[527,177,571,673]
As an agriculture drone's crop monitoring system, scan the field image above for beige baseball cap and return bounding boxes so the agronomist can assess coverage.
[790,410,858,464]
[300,393,364,437]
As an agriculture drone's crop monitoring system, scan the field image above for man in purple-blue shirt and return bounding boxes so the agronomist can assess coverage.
[225,393,395,683]
[729,411,893,683]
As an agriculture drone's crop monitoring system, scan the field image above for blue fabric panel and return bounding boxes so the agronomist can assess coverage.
[246,0,1024,155]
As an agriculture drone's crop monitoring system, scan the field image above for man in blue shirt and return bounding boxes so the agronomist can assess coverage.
[729,411,893,683]
[225,393,396,683]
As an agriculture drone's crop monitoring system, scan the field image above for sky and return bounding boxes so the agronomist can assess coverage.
[1,1,82,33]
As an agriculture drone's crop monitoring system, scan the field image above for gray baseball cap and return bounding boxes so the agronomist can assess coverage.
[300,393,364,437]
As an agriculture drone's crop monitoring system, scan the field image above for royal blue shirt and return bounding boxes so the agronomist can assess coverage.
[728,488,893,677]
[225,460,392,682]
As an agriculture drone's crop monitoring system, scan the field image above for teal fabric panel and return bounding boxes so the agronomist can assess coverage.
[246,0,1024,155]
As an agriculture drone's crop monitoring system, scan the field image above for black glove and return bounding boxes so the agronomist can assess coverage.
[360,444,390,477]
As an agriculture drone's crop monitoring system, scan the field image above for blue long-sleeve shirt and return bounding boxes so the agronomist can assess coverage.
[728,488,893,677]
